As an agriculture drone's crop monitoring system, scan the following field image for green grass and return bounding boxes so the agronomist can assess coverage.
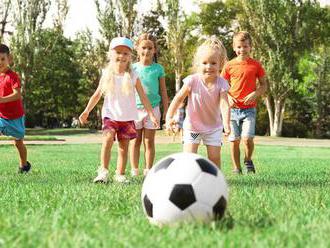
[0,136,60,141]
[0,144,329,248]
[25,128,97,136]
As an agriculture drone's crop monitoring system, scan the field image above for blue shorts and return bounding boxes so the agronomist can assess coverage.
[0,116,25,140]
[228,108,256,141]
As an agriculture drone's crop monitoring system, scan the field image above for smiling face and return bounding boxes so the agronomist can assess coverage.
[0,53,10,73]
[233,39,251,60]
[197,49,221,82]
[137,39,156,64]
[111,45,132,73]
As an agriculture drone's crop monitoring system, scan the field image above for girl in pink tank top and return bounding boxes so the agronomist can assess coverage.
[166,37,231,168]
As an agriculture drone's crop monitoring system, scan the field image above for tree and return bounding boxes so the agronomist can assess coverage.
[0,0,12,42]
[234,0,330,136]
[164,0,192,92]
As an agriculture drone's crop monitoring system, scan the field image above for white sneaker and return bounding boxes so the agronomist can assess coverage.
[131,168,139,177]
[143,168,150,176]
[114,174,129,183]
[93,167,109,183]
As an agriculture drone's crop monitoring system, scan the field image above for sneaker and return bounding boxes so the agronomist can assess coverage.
[244,160,256,174]
[114,174,129,183]
[93,167,109,183]
[18,161,31,173]
[131,168,139,177]
[143,168,150,176]
[232,168,243,175]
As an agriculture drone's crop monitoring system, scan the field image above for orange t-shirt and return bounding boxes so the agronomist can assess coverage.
[221,57,265,109]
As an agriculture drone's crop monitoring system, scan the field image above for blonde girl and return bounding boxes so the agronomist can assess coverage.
[166,37,230,167]
[79,37,158,183]
[130,33,169,176]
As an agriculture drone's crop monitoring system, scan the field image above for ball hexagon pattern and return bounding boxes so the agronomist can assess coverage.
[141,152,229,225]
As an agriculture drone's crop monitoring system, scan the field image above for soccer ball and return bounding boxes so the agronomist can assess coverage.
[141,152,228,225]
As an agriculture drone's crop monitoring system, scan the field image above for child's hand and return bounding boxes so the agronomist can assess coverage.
[243,91,257,105]
[165,117,176,132]
[223,125,231,136]
[79,111,89,125]
[150,114,159,128]
[0,97,3,103]
[228,95,237,108]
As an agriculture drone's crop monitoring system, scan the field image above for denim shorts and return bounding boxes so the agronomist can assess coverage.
[228,108,256,141]
[0,116,25,140]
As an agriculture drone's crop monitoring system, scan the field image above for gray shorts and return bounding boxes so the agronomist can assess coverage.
[228,108,256,141]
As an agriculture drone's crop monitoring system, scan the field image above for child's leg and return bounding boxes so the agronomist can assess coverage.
[206,145,221,167]
[130,129,143,170]
[100,132,115,169]
[143,129,156,170]
[116,138,130,175]
[230,140,241,169]
[242,138,254,161]
[14,139,27,167]
[183,143,199,153]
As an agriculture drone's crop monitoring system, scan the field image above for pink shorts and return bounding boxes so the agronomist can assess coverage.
[135,106,161,130]
[102,118,137,141]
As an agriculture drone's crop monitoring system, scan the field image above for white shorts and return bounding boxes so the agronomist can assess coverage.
[135,106,161,130]
[183,129,223,147]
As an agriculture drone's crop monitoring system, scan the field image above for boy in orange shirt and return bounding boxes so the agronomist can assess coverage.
[221,31,267,174]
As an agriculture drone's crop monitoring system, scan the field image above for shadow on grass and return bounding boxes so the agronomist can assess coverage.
[26,128,97,136]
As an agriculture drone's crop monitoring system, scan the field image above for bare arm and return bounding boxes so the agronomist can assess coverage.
[166,84,190,129]
[135,79,159,128]
[220,91,231,136]
[159,77,169,120]
[243,76,268,105]
[0,88,21,103]
[79,85,102,125]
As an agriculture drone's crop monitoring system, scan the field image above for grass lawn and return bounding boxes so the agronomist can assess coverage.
[0,143,329,248]
[0,136,60,141]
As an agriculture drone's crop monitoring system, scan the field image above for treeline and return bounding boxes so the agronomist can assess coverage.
[0,0,329,138]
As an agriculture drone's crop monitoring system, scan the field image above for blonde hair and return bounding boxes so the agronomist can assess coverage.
[192,36,228,73]
[135,33,158,62]
[100,49,133,96]
[233,31,252,46]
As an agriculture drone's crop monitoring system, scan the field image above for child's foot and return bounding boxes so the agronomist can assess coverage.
[131,168,139,177]
[18,161,31,173]
[93,167,109,183]
[244,160,256,173]
[232,168,243,175]
[143,168,150,176]
[114,174,129,183]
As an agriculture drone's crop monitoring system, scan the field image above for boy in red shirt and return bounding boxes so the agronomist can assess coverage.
[221,31,267,174]
[0,44,31,173]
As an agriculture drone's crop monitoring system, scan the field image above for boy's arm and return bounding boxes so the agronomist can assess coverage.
[159,77,169,120]
[243,76,267,105]
[135,78,159,128]
[0,88,21,103]
[79,85,102,125]
[220,91,231,136]
[166,84,189,130]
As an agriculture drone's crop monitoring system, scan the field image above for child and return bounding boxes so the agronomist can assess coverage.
[0,44,31,173]
[79,37,158,183]
[166,37,230,167]
[221,31,267,174]
[130,33,169,176]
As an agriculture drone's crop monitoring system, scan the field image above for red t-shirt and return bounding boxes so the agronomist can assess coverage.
[0,69,25,119]
[221,57,265,109]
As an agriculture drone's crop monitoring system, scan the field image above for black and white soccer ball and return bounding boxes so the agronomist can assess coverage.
[141,152,228,225]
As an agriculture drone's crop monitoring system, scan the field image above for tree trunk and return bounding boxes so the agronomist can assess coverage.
[175,70,181,93]
[266,95,285,137]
